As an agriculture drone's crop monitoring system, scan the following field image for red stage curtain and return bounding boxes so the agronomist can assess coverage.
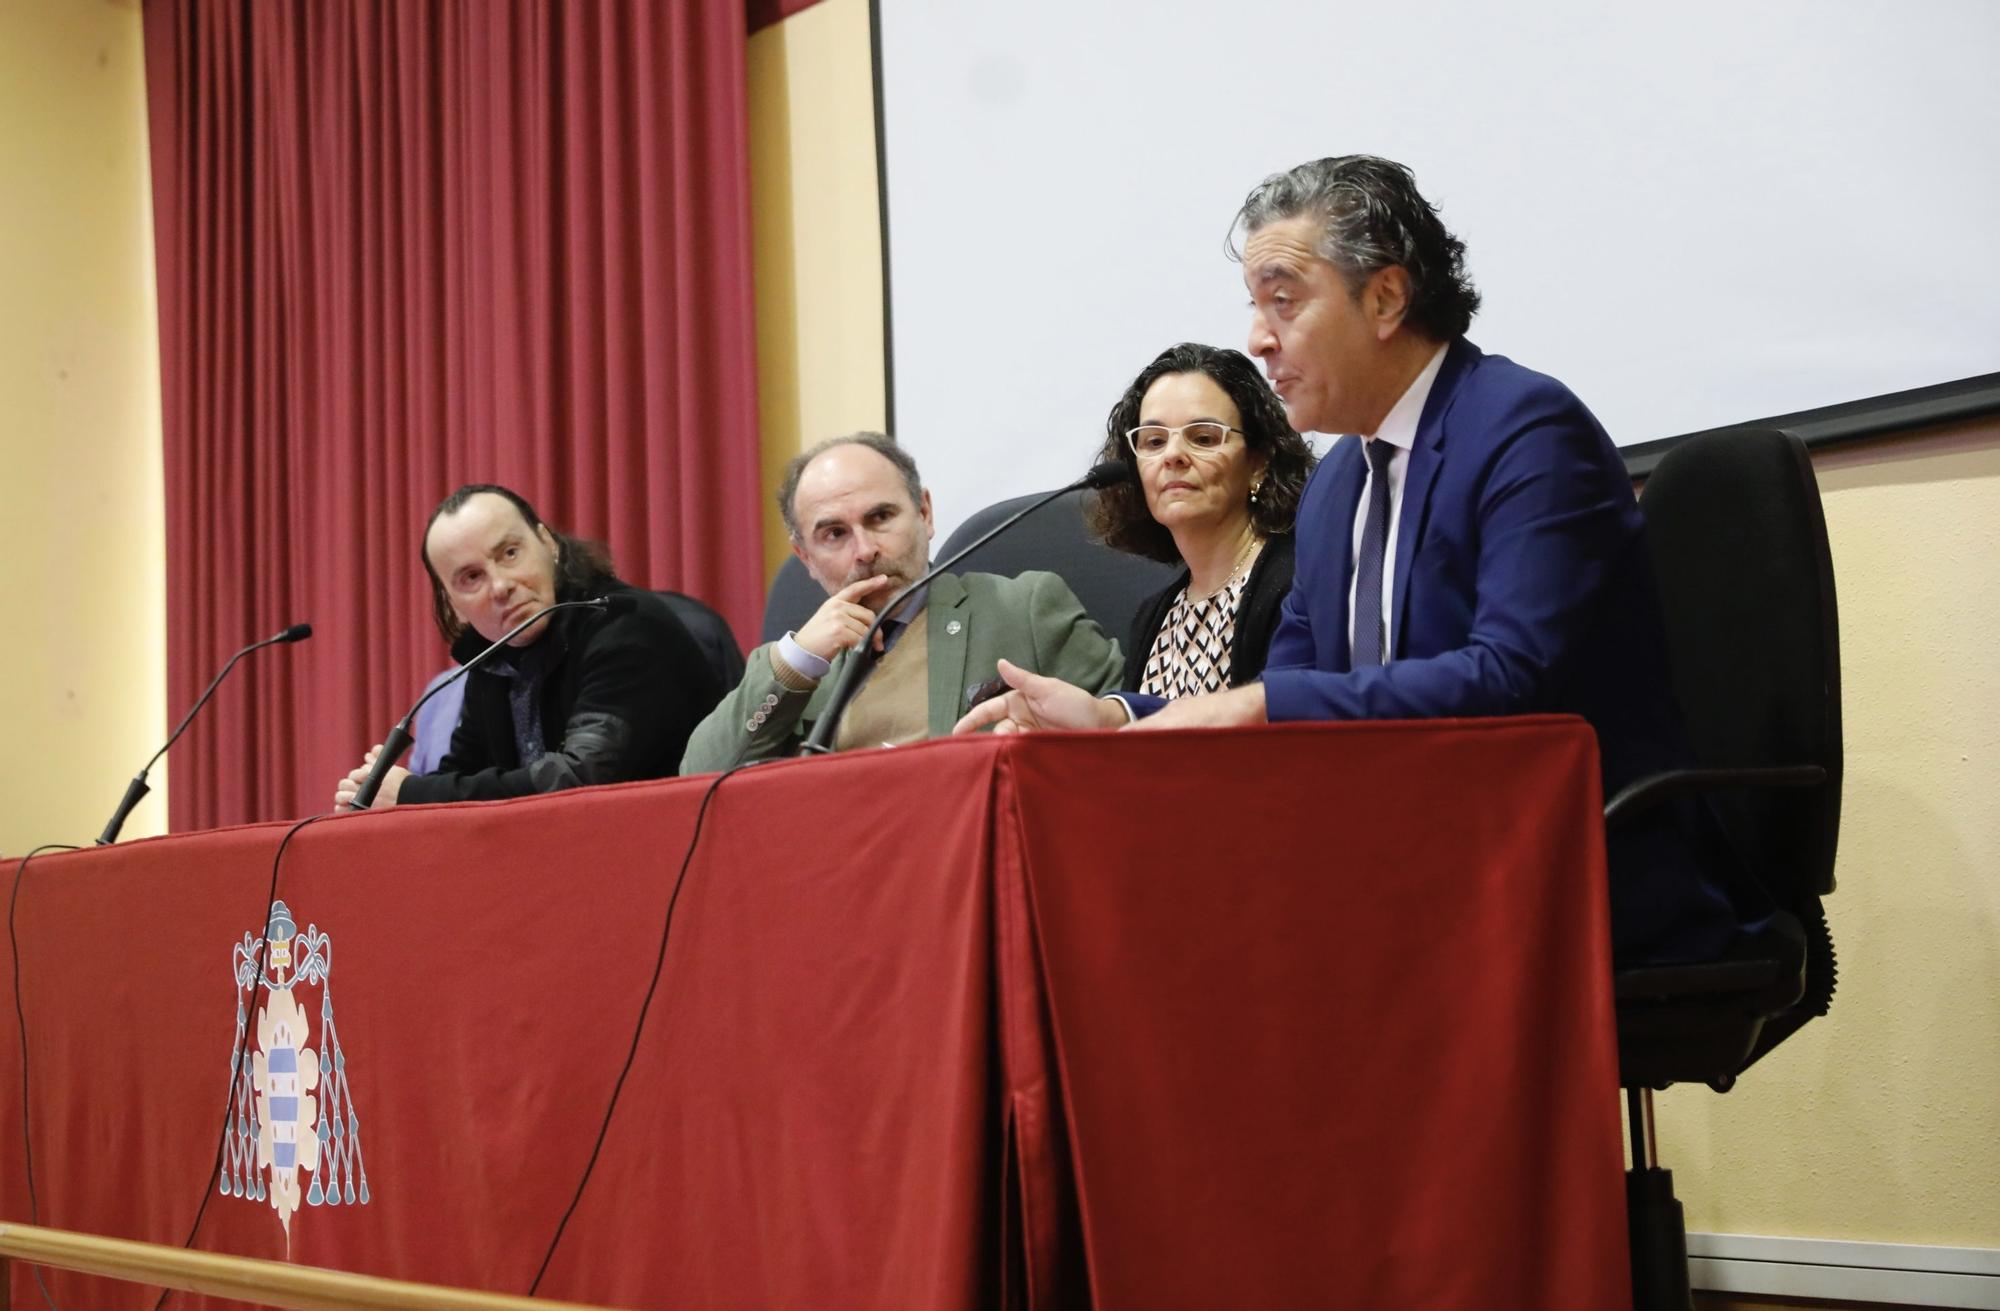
[747,0,828,32]
[143,0,765,832]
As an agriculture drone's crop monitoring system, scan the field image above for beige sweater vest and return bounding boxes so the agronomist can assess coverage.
[832,609,932,753]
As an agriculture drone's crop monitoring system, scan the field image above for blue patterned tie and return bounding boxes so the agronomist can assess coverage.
[1351,439,1396,666]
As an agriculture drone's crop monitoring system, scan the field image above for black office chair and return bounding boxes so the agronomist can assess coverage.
[658,590,746,691]
[759,557,826,646]
[1609,426,1843,1311]
[935,487,1177,643]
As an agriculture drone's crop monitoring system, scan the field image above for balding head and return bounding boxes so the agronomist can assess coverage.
[784,436,935,610]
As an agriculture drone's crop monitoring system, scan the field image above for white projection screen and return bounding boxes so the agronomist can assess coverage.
[877,0,2000,537]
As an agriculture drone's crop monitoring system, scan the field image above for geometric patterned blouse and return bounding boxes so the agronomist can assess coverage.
[1138,568,1252,700]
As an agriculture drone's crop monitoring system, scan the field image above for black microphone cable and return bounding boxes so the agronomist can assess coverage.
[526,759,752,1297]
[151,810,330,1311]
[10,842,80,1311]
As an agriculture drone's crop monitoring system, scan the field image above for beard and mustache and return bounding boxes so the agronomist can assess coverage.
[839,556,924,611]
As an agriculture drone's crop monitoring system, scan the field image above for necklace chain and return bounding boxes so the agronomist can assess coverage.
[1190,532,1262,604]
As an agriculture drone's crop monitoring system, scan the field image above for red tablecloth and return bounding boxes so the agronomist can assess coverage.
[2,719,1627,1309]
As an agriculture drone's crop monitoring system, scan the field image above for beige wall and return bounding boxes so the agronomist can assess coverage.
[0,0,166,855]
[746,0,887,583]
[1659,419,2000,1245]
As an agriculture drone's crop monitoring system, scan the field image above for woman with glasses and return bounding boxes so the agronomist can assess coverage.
[1087,342,1317,696]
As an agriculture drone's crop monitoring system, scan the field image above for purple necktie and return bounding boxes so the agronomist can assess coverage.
[1351,439,1396,666]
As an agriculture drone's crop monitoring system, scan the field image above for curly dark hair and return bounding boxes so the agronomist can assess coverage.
[421,483,614,644]
[1085,343,1316,565]
[1230,154,1481,341]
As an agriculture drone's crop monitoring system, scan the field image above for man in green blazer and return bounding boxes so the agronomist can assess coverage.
[681,433,1123,773]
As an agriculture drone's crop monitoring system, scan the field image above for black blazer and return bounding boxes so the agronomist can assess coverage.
[399,577,723,803]
[1122,533,1297,691]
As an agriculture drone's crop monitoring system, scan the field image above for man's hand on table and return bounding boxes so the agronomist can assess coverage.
[1123,683,1268,732]
[334,744,408,811]
[952,658,1126,735]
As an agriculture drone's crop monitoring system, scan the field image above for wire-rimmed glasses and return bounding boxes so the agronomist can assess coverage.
[1124,421,1244,462]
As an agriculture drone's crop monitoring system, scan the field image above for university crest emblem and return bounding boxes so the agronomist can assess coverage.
[220,901,370,1238]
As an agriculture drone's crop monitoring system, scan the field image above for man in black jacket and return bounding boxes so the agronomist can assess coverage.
[332,484,722,808]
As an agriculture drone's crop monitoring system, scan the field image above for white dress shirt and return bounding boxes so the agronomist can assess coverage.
[1346,345,1449,658]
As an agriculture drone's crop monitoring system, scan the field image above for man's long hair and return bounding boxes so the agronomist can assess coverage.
[421,483,614,644]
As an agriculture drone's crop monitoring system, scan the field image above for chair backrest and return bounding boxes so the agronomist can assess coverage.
[1639,426,1842,904]
[760,556,826,646]
[658,590,746,690]
[935,488,1178,643]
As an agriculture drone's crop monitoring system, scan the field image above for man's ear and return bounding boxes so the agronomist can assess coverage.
[538,523,560,559]
[1367,266,1413,340]
[918,487,935,541]
[791,537,828,593]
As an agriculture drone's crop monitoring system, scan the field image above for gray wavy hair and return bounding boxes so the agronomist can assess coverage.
[1231,155,1481,340]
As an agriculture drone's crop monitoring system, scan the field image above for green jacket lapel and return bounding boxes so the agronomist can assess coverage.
[926,573,973,736]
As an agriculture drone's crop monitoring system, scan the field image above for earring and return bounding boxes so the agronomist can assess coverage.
[1249,478,1263,506]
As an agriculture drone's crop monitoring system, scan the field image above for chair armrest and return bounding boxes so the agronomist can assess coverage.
[1603,765,1826,830]
[1614,958,1780,1001]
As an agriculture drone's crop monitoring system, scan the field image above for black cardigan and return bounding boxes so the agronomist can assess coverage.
[399,578,723,803]
[1122,533,1297,691]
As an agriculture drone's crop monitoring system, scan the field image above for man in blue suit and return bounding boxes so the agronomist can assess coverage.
[960,155,1756,962]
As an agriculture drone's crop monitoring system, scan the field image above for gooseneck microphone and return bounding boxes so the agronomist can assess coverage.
[346,593,635,811]
[96,622,314,845]
[798,460,1132,756]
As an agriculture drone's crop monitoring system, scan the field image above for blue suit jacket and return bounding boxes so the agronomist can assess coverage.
[1264,339,1745,962]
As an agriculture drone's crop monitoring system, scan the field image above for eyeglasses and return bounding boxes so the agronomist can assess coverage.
[1124,422,1243,461]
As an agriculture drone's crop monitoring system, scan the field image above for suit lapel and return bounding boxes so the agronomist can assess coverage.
[1389,339,1477,658]
[925,572,972,736]
[1322,438,1366,670]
